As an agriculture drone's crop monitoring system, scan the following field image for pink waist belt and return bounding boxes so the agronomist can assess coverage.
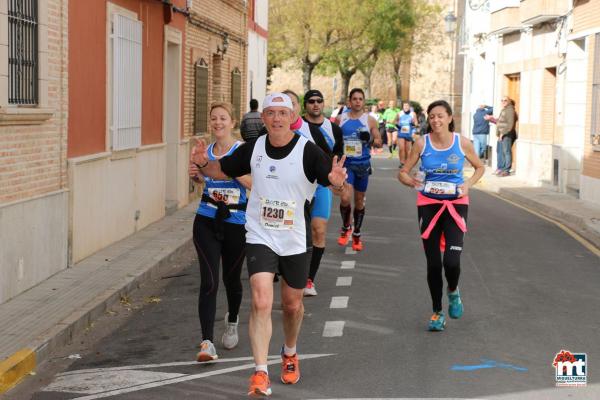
[417,192,469,239]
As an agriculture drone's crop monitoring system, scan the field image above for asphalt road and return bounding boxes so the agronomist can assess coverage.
[8,156,600,400]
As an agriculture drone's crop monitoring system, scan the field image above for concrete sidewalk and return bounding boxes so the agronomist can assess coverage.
[0,203,197,393]
[1,166,600,394]
[476,169,600,250]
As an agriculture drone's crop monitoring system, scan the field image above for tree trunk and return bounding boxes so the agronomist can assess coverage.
[339,71,355,103]
[395,77,402,103]
[302,62,315,93]
[364,73,372,99]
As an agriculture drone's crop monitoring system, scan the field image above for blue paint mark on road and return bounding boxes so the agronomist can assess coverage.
[451,358,528,372]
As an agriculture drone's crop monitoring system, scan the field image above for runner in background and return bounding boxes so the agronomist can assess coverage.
[336,88,382,252]
[302,89,344,296]
[382,100,399,158]
[396,101,418,168]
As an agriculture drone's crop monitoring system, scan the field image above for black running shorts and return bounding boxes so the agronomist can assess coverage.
[245,243,308,289]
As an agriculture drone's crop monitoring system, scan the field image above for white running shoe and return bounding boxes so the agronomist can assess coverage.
[303,279,317,297]
[222,312,239,349]
[197,339,218,362]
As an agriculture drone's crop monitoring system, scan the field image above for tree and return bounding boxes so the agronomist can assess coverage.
[319,0,416,102]
[389,1,443,101]
[268,0,340,92]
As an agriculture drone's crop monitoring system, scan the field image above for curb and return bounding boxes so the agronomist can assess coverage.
[0,349,35,393]
[495,187,600,251]
[0,237,193,394]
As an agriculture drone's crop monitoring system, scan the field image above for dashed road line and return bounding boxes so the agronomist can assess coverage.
[322,321,345,337]
[344,247,357,255]
[340,260,355,269]
[336,276,352,286]
[329,296,349,309]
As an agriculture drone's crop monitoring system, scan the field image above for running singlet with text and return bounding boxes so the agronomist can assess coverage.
[197,141,247,224]
[398,111,413,136]
[245,135,317,256]
[339,113,371,164]
[420,133,465,199]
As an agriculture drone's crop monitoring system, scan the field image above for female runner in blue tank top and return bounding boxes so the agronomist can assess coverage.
[189,102,252,361]
[398,100,485,332]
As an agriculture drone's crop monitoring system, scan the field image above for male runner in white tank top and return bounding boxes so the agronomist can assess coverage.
[191,93,347,398]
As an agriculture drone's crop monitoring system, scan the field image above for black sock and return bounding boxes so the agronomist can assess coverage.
[309,246,325,281]
[340,204,352,229]
[353,208,365,235]
[392,143,397,151]
[388,145,393,153]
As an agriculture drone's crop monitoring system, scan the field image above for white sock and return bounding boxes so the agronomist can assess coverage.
[284,345,296,356]
[255,364,268,374]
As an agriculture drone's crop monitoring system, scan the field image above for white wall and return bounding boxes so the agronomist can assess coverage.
[0,191,68,303]
[68,146,166,264]
[247,31,268,110]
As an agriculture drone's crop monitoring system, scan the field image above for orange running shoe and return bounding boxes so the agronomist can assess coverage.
[281,352,300,384]
[351,234,363,251]
[337,227,353,246]
[248,371,272,397]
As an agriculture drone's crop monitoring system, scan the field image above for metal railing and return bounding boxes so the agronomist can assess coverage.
[8,0,38,105]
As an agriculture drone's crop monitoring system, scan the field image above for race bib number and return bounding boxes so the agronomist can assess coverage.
[260,198,296,230]
[424,181,457,196]
[400,125,410,133]
[345,139,363,157]
[209,188,241,205]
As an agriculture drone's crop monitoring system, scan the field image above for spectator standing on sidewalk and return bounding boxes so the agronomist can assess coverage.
[488,97,517,176]
[472,104,493,159]
[240,99,264,142]
[188,102,252,362]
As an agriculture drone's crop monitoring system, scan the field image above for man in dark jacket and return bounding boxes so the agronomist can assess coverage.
[240,99,264,142]
[472,104,493,158]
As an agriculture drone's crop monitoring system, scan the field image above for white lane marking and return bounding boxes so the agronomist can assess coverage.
[329,296,349,309]
[45,370,185,394]
[340,260,355,269]
[323,321,345,337]
[58,356,281,377]
[49,354,333,399]
[344,247,357,255]
[336,276,352,286]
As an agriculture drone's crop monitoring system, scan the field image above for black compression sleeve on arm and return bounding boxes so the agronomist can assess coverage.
[219,141,254,177]
[332,123,344,157]
[303,142,332,186]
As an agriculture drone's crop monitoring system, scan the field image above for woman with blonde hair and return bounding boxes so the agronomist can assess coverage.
[189,102,251,361]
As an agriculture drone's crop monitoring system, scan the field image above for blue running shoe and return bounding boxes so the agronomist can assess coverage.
[448,288,463,319]
[428,312,446,331]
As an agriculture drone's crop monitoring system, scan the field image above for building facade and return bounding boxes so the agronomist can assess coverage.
[246,0,268,111]
[183,0,247,142]
[0,0,68,303]
[68,0,187,264]
[465,0,600,204]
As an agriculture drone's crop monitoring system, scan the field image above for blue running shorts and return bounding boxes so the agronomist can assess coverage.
[311,184,332,219]
[346,163,371,193]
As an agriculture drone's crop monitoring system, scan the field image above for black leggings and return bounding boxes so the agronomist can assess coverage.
[193,214,246,342]
[418,204,468,313]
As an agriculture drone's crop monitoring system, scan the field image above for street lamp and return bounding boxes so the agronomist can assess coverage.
[444,11,457,36]
[444,11,457,107]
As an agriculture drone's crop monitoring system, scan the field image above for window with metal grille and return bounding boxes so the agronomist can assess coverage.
[592,34,600,149]
[194,59,209,135]
[8,0,38,105]
[111,14,142,151]
[231,68,242,127]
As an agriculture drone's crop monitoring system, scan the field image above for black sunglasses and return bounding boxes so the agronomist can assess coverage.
[307,98,323,104]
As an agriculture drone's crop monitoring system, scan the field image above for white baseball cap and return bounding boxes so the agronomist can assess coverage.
[262,92,293,111]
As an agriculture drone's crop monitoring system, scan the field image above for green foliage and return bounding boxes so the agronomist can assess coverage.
[410,100,423,115]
